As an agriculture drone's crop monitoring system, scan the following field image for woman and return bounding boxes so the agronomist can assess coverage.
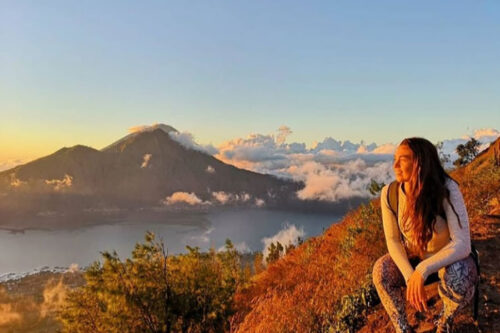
[372,138,478,333]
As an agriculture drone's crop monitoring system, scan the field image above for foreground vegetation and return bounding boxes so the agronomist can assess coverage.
[59,235,250,333]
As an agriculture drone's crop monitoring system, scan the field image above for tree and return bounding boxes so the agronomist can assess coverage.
[265,237,304,265]
[454,138,481,167]
[435,141,451,166]
[253,252,265,275]
[59,233,248,333]
[266,241,284,264]
[367,179,385,196]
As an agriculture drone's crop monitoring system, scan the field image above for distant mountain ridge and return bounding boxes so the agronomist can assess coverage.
[1,124,355,229]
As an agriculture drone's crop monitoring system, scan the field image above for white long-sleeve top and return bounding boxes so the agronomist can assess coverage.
[380,178,471,284]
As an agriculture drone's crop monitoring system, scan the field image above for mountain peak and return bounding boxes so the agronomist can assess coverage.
[56,145,100,155]
[101,124,179,152]
[128,123,179,135]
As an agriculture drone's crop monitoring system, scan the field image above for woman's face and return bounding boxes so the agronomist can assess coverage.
[393,144,415,183]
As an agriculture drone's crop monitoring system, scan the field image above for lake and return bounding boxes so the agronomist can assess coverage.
[0,208,342,277]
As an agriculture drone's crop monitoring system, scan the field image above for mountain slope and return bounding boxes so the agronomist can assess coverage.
[232,138,500,332]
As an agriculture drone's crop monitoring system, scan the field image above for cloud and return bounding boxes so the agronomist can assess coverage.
[469,128,500,141]
[240,192,251,202]
[0,159,26,172]
[128,123,178,134]
[214,127,395,202]
[261,224,305,263]
[212,126,500,202]
[127,124,217,155]
[372,143,397,154]
[129,125,152,133]
[288,159,394,201]
[163,192,210,206]
[276,125,292,145]
[215,133,288,168]
[214,127,392,176]
[212,191,232,204]
[45,174,73,191]
[189,226,215,244]
[168,131,218,155]
[66,263,79,273]
[141,154,152,168]
[10,174,27,188]
[211,191,253,205]
[255,198,265,207]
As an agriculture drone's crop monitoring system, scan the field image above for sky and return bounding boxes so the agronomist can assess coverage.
[1,1,499,164]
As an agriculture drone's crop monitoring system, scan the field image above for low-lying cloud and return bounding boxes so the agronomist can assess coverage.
[10,174,27,188]
[212,127,395,202]
[163,192,211,206]
[290,160,393,201]
[168,132,218,155]
[45,174,73,191]
[211,191,252,205]
[211,126,498,202]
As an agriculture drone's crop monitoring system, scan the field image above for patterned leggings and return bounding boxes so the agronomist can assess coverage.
[372,253,478,333]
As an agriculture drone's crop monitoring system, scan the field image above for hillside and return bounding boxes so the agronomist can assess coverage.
[231,138,500,332]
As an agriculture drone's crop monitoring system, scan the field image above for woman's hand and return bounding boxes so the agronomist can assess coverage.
[406,271,428,312]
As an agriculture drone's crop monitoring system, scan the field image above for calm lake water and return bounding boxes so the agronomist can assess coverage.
[0,208,341,276]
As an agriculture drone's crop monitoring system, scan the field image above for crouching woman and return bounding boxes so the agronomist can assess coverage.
[372,137,478,333]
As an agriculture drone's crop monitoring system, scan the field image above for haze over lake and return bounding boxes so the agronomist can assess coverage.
[0,208,341,276]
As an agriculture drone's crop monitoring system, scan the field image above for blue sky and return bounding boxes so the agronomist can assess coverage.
[1,1,499,162]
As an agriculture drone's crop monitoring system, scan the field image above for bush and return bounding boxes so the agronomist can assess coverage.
[59,233,249,333]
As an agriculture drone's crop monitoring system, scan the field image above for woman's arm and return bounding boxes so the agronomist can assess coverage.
[380,185,415,284]
[414,179,471,280]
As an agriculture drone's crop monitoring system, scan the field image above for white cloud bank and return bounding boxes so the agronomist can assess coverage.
[211,126,498,202]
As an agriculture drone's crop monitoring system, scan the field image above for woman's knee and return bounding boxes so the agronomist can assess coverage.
[372,253,399,288]
[440,256,478,299]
